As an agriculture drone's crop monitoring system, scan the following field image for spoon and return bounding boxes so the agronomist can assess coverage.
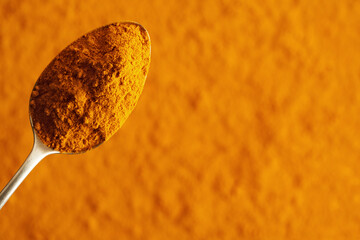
[0,119,59,209]
[0,22,150,210]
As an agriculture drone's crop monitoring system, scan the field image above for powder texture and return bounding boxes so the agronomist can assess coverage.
[29,22,151,153]
[2,1,360,239]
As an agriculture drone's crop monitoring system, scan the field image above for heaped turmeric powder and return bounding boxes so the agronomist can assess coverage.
[29,22,151,153]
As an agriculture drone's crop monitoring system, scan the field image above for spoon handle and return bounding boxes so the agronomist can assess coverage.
[0,133,57,210]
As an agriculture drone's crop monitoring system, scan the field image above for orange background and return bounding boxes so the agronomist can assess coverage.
[1,0,360,239]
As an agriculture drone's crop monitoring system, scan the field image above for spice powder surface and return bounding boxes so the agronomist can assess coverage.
[29,22,151,153]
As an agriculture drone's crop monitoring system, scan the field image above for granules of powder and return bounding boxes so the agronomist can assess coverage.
[29,22,151,153]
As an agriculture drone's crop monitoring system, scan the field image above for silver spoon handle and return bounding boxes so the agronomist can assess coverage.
[0,133,57,210]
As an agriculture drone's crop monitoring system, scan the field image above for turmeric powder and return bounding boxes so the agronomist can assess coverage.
[2,1,360,239]
[29,22,151,153]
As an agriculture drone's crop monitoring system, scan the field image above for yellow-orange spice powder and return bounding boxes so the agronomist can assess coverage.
[29,22,151,153]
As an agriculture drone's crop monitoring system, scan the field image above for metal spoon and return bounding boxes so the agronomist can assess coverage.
[0,118,59,209]
[0,22,150,211]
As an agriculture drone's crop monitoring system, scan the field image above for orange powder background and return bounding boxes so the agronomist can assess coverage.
[1,0,360,239]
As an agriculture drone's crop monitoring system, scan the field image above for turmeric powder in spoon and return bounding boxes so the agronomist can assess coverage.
[30,22,151,153]
[0,22,150,210]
